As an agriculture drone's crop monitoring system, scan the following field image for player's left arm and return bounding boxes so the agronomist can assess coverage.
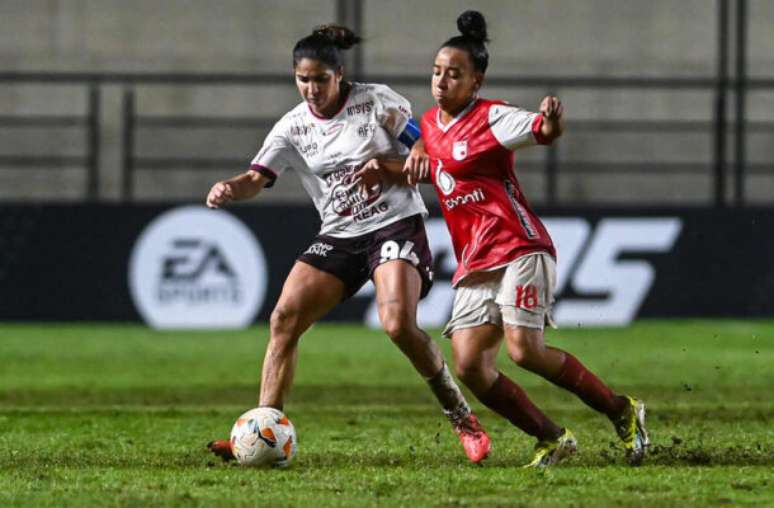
[538,95,565,142]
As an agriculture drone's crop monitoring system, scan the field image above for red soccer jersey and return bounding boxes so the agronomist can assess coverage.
[421,98,556,286]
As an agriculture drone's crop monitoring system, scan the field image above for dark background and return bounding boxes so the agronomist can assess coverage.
[1,204,770,322]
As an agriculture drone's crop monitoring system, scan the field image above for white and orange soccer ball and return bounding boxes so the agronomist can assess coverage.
[230,407,297,467]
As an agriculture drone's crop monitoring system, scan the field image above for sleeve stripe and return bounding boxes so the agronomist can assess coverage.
[249,164,278,188]
[398,117,421,148]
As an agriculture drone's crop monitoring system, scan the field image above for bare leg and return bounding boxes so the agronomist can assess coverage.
[372,261,469,414]
[372,260,491,462]
[503,325,565,379]
[451,324,562,440]
[505,324,627,419]
[372,260,442,377]
[259,261,344,408]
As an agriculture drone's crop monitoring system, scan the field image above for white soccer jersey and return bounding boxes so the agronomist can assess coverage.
[250,82,427,238]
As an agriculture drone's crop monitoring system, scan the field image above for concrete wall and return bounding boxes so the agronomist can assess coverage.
[0,0,772,204]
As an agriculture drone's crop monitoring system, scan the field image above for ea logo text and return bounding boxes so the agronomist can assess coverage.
[129,206,267,329]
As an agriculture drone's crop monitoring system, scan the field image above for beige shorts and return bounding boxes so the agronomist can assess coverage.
[442,252,557,338]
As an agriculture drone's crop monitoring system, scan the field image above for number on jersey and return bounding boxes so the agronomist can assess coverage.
[380,240,420,266]
[515,285,539,309]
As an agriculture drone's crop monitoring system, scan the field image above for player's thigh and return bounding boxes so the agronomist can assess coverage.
[503,322,546,358]
[372,259,422,322]
[495,252,557,331]
[273,261,345,332]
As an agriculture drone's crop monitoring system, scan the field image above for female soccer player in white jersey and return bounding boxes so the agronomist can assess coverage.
[204,25,490,463]
[403,11,650,467]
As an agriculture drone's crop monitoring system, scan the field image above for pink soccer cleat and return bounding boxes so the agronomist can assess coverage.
[452,413,491,463]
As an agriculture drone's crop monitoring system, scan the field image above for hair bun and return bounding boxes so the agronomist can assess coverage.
[312,24,362,50]
[457,10,489,43]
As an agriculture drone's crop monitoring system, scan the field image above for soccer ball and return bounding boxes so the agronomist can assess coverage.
[230,407,297,467]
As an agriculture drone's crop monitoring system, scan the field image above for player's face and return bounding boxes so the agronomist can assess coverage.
[432,47,483,115]
[295,58,343,117]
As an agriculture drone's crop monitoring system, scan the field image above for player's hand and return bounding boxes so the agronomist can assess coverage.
[539,96,564,120]
[403,144,430,185]
[206,181,235,208]
[353,159,383,194]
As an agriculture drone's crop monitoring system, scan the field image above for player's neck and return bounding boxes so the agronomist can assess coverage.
[315,81,351,119]
[439,96,477,126]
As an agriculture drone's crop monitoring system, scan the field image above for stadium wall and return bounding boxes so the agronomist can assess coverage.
[2,1,773,204]
[1,204,771,327]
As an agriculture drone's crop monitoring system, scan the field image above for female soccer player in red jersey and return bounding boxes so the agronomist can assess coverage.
[405,11,649,467]
[205,24,490,463]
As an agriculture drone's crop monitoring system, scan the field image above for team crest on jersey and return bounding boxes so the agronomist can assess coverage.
[452,140,468,161]
[435,160,456,196]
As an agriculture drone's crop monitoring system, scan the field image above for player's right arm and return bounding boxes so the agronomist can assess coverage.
[206,116,295,208]
[403,139,431,185]
[206,170,270,208]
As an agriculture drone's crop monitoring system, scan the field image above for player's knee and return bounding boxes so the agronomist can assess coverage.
[380,310,415,344]
[453,359,496,395]
[270,304,301,338]
[453,359,482,386]
[506,332,538,367]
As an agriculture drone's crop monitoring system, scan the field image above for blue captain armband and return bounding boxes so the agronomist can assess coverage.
[398,117,421,148]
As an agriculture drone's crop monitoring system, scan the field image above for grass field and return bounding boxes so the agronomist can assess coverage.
[1,320,772,507]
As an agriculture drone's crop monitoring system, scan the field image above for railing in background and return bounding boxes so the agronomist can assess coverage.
[0,83,100,201]
[120,87,276,201]
[0,0,766,207]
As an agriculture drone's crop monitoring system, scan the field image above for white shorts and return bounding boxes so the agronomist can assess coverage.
[442,252,557,338]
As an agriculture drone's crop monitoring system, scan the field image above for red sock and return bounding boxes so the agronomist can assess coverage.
[478,373,562,441]
[551,351,627,419]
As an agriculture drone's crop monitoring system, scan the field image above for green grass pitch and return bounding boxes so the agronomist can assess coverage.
[1,320,772,507]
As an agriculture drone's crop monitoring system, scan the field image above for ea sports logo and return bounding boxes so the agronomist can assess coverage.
[129,206,267,329]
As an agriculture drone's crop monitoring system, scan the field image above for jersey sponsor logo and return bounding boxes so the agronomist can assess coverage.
[357,123,377,139]
[289,124,314,137]
[297,142,318,156]
[326,165,383,218]
[352,202,389,223]
[443,188,486,211]
[324,165,354,186]
[452,140,468,161]
[346,100,374,117]
[435,160,456,196]
[304,242,334,258]
[129,206,267,329]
